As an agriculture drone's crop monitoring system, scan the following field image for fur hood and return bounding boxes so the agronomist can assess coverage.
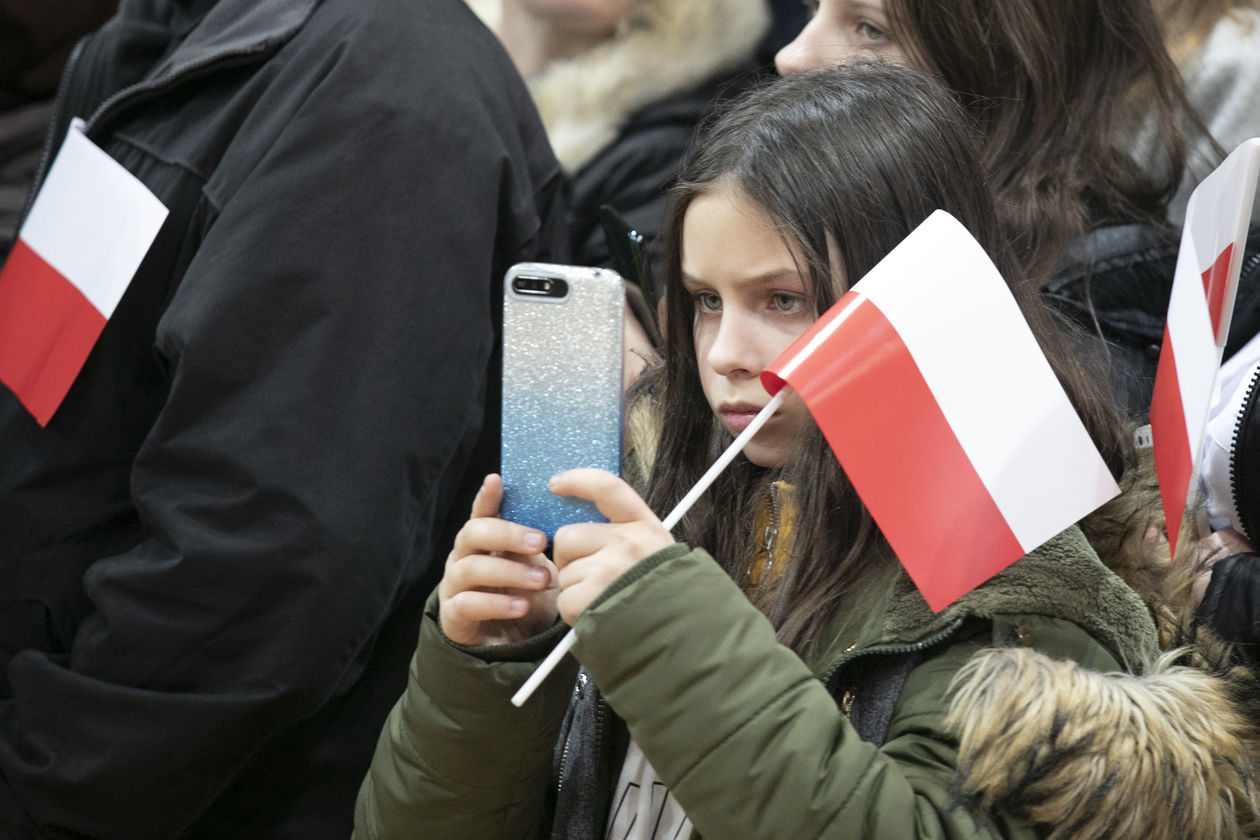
[465,0,769,173]
[946,644,1260,840]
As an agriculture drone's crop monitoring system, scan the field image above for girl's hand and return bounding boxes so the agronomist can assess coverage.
[549,469,675,625]
[438,474,557,646]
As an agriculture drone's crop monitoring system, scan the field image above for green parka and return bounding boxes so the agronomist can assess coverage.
[354,526,1158,840]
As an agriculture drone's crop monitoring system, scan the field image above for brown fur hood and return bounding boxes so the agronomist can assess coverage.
[465,0,769,173]
[945,642,1260,839]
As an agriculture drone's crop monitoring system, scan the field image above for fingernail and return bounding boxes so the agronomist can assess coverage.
[528,567,550,586]
[510,598,528,615]
[525,532,546,551]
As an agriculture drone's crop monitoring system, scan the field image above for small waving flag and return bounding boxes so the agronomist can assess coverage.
[763,211,1119,611]
[0,119,168,425]
[1150,138,1260,558]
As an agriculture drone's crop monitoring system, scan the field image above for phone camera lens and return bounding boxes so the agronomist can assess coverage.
[513,275,568,298]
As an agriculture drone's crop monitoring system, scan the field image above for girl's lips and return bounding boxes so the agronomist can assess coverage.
[720,404,766,434]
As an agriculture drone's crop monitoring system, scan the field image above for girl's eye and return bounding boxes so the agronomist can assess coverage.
[695,292,722,312]
[858,20,887,41]
[771,293,804,313]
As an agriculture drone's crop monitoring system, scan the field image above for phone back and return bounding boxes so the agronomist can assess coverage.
[501,263,625,537]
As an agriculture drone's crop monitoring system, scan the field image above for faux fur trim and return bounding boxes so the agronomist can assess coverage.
[466,0,770,172]
[946,647,1260,840]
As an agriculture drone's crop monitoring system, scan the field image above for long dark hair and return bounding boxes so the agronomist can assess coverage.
[883,0,1196,281]
[642,64,1130,660]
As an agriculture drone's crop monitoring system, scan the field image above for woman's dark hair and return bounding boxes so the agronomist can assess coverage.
[643,64,1131,659]
[883,0,1196,281]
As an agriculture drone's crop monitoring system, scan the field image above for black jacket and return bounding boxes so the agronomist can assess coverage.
[568,68,758,276]
[1043,221,1260,419]
[1198,553,1260,666]
[0,0,567,837]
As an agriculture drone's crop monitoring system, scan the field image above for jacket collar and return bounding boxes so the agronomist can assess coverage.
[146,0,319,83]
[816,526,1159,673]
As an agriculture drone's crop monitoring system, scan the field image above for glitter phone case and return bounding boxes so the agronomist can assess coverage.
[501,262,625,538]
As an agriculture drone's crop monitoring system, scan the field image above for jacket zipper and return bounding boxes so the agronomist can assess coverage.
[1240,248,1260,292]
[556,670,604,802]
[555,672,585,800]
[1230,362,1260,541]
[818,616,967,687]
[759,482,780,579]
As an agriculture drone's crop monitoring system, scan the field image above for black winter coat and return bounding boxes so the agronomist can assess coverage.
[0,0,567,837]
[1043,221,1260,419]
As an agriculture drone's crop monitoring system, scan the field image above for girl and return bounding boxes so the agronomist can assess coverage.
[775,0,1191,282]
[354,65,1257,840]
[773,0,1241,419]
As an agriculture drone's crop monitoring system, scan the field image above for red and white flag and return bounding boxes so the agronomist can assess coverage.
[0,119,168,425]
[1150,138,1260,557]
[763,211,1119,611]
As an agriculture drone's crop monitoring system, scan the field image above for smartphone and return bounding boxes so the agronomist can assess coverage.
[501,262,625,538]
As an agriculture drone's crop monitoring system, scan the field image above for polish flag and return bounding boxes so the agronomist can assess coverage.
[1150,138,1260,558]
[0,120,168,426]
[763,211,1119,611]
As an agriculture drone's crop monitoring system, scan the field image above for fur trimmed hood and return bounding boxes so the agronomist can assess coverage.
[466,0,770,172]
[946,645,1260,840]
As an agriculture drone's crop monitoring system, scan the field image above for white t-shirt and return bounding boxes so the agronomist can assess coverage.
[605,741,693,840]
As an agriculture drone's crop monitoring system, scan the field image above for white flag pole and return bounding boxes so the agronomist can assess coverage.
[509,388,790,707]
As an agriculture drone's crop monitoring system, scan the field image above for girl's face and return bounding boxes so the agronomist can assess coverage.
[775,0,907,76]
[681,183,818,468]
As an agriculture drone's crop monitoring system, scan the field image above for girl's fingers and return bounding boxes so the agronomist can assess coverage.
[469,473,504,519]
[556,581,607,626]
[443,590,531,626]
[550,521,606,568]
[450,514,546,560]
[548,468,661,526]
[554,549,620,593]
[443,553,553,594]
[552,519,674,572]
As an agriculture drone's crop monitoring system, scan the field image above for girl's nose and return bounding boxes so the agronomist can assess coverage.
[775,19,858,76]
[705,311,762,379]
[776,33,815,76]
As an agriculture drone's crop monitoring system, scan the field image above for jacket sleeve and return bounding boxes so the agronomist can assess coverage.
[0,27,568,838]
[571,546,1042,840]
[353,596,579,840]
[1198,553,1260,665]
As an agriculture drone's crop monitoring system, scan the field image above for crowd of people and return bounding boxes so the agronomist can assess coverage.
[1,0,1258,838]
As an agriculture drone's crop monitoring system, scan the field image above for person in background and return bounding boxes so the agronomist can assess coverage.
[1151,0,1260,224]
[775,0,1260,421]
[0,0,119,256]
[466,0,770,388]
[0,0,567,837]
[466,0,769,271]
